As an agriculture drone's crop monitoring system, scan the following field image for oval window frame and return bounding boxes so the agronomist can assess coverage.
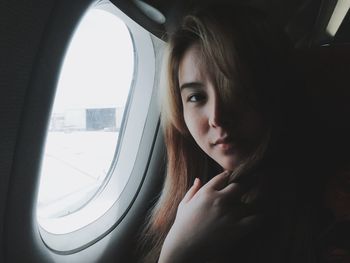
[37,0,161,253]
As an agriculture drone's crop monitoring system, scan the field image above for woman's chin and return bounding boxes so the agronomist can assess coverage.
[217,155,241,172]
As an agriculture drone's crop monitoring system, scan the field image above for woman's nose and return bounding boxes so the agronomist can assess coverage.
[208,97,224,128]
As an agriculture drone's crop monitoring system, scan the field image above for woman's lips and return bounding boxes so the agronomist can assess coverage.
[212,136,230,145]
[211,137,235,151]
[216,142,234,150]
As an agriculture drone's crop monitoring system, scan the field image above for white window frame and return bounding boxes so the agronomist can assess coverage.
[37,0,163,253]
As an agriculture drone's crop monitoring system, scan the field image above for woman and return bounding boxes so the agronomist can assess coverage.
[139,3,322,263]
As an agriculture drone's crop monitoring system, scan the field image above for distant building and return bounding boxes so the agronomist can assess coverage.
[86,108,116,131]
[49,107,124,132]
[49,113,65,131]
[115,106,124,131]
[65,109,86,131]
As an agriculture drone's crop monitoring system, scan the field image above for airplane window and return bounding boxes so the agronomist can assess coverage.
[35,0,161,252]
[37,7,133,221]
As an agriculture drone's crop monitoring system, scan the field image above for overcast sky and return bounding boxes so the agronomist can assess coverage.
[53,8,134,113]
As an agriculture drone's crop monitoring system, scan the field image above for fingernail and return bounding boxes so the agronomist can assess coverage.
[194,178,199,185]
[223,171,230,177]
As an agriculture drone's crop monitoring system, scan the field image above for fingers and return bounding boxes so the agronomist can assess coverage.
[220,184,261,218]
[182,178,202,203]
[219,182,244,200]
[205,171,230,191]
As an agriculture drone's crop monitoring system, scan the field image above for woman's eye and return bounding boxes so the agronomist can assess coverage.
[187,94,205,102]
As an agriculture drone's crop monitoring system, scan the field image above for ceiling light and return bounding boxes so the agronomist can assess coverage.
[133,0,166,24]
[326,0,350,36]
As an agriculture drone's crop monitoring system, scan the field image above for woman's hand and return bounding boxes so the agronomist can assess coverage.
[158,171,261,263]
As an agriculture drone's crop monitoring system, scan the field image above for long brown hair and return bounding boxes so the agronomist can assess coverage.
[139,4,295,262]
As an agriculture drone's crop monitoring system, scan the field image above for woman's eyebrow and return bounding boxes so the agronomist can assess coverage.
[179,82,203,91]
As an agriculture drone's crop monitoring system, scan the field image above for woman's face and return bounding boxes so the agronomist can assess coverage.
[178,44,265,171]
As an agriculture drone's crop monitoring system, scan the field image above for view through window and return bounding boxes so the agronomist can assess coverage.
[37,7,134,221]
